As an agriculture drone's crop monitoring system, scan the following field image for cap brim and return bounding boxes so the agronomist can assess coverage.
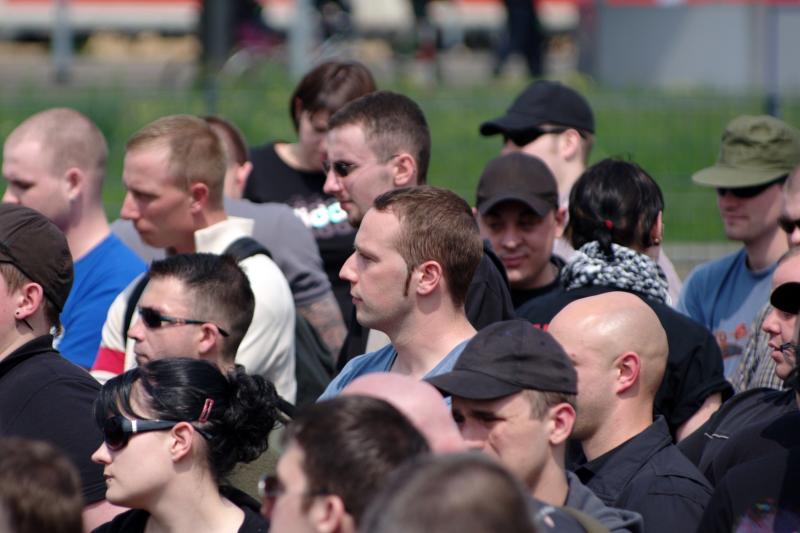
[480,114,543,137]
[692,164,790,188]
[426,369,522,400]
[477,194,554,217]
[771,282,800,314]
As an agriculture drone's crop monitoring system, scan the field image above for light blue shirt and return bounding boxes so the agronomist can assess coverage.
[318,339,471,401]
[677,248,776,377]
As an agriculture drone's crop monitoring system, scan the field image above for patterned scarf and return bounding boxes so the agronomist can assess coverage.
[560,241,670,305]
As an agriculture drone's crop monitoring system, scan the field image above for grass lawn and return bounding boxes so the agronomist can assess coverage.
[2,64,798,242]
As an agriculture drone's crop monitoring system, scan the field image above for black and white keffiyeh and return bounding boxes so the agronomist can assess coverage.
[560,241,670,304]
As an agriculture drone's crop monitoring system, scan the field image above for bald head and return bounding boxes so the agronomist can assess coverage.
[6,108,108,194]
[549,292,668,396]
[342,374,466,453]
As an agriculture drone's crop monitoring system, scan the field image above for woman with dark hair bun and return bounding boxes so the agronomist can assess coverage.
[90,358,282,533]
[562,158,668,303]
[518,158,731,440]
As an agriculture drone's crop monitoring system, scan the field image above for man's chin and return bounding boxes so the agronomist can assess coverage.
[135,355,151,367]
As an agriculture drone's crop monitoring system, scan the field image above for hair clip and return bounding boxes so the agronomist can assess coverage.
[604,220,614,230]
[198,398,214,424]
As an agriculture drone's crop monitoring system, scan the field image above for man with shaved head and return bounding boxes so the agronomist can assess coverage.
[2,108,145,367]
[342,373,465,453]
[549,292,712,533]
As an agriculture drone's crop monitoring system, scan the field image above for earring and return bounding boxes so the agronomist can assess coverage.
[652,238,662,246]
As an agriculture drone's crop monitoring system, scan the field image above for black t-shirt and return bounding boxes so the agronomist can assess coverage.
[0,335,106,504]
[677,387,797,480]
[246,142,356,319]
[517,285,733,435]
[509,256,565,310]
[697,448,800,533]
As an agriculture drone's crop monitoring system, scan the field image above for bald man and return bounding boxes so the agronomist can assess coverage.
[2,108,145,368]
[549,292,712,533]
[342,373,465,453]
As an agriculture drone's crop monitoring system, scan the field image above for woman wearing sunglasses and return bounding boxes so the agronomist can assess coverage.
[90,358,283,533]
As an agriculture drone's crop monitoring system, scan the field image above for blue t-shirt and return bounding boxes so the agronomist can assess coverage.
[55,234,146,368]
[318,339,470,401]
[677,248,776,377]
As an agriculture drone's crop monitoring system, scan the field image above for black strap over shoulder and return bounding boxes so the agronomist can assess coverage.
[122,273,151,344]
[223,237,273,261]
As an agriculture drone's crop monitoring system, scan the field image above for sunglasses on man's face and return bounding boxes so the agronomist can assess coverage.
[502,127,571,147]
[137,306,229,337]
[322,159,359,178]
[716,175,788,199]
[779,216,800,235]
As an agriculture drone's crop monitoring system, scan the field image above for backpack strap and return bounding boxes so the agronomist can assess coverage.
[223,236,272,261]
[122,273,151,344]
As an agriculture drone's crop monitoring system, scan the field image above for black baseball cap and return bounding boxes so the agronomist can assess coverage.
[476,153,559,216]
[480,80,595,136]
[771,281,800,315]
[0,204,73,311]
[427,320,577,400]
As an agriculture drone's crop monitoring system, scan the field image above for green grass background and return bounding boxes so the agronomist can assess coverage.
[2,66,798,242]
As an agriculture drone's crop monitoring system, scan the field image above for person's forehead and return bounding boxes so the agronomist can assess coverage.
[140,276,192,310]
[327,123,374,159]
[3,138,52,175]
[784,190,800,218]
[356,209,400,245]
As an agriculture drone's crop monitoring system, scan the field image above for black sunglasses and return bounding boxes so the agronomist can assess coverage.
[779,215,800,235]
[322,159,358,178]
[101,416,181,451]
[138,306,229,337]
[717,175,788,199]
[502,127,571,147]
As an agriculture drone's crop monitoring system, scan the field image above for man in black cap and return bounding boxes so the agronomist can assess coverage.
[475,153,565,309]
[428,320,643,533]
[0,204,122,528]
[480,81,683,303]
[548,292,712,533]
[480,80,594,211]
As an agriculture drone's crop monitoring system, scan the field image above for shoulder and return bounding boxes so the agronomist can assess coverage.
[684,249,745,285]
[318,345,395,400]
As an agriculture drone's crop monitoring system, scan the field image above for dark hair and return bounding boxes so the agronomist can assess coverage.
[148,253,255,360]
[373,186,482,307]
[0,437,83,533]
[203,116,248,166]
[290,60,377,130]
[287,395,430,525]
[360,453,536,533]
[94,358,281,482]
[328,91,431,184]
[567,158,664,255]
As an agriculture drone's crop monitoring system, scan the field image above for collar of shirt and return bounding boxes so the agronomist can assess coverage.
[574,415,673,501]
[193,216,255,254]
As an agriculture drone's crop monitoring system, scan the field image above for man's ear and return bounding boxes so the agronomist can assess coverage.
[188,182,210,214]
[196,323,222,359]
[649,210,664,246]
[391,153,418,188]
[414,260,443,297]
[63,167,84,202]
[554,207,567,238]
[309,494,352,533]
[14,282,45,321]
[547,402,576,446]
[558,129,583,162]
[169,422,196,462]
[614,352,641,395]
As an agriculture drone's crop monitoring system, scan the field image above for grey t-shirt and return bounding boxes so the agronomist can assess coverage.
[110,197,331,307]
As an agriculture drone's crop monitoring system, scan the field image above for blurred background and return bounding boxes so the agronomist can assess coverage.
[1,0,799,273]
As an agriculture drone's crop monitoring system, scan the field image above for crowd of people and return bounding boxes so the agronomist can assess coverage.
[0,59,799,533]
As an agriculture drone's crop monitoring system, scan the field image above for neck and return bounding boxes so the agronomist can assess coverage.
[581,405,653,461]
[0,327,42,363]
[517,260,557,290]
[745,226,788,271]
[277,142,320,172]
[388,308,475,379]
[65,203,111,260]
[531,457,570,507]
[556,164,585,207]
[143,470,242,533]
